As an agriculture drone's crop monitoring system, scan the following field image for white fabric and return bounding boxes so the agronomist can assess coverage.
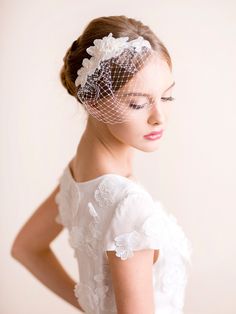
[55,163,193,314]
[75,32,152,88]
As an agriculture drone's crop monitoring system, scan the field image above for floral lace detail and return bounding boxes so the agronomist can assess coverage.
[94,177,117,208]
[114,231,140,260]
[106,193,162,261]
[74,282,99,312]
[159,256,188,309]
[93,271,109,307]
[55,167,192,313]
[104,195,192,311]
[112,211,165,261]
[75,32,152,88]
[68,201,102,258]
[88,202,102,239]
[93,264,116,311]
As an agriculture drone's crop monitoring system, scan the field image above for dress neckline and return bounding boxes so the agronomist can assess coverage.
[67,163,139,187]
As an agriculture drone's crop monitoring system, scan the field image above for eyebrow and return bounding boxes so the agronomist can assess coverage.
[121,81,175,97]
[164,81,175,92]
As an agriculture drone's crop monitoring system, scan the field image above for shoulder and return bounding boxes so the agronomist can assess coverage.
[101,177,162,258]
[93,174,153,211]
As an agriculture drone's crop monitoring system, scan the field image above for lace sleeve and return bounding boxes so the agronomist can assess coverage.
[103,191,164,260]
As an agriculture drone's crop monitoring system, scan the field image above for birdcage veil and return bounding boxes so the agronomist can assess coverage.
[74,33,156,124]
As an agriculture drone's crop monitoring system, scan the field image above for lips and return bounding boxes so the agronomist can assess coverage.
[143,129,163,140]
[144,130,163,137]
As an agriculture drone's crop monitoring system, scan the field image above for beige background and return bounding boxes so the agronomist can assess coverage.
[1,0,236,313]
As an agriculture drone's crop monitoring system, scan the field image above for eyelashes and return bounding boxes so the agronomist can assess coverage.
[129,96,175,110]
[129,103,147,110]
[161,96,175,102]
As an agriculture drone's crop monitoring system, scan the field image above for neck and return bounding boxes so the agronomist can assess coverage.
[73,116,135,178]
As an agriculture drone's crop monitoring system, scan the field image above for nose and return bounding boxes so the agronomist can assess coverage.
[147,100,165,126]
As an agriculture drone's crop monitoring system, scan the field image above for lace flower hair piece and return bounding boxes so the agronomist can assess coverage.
[74,32,155,124]
[75,33,152,88]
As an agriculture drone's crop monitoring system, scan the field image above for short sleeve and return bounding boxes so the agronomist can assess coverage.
[54,190,71,228]
[54,166,79,229]
[103,191,164,260]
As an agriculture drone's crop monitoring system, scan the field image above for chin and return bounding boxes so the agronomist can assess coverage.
[134,143,160,153]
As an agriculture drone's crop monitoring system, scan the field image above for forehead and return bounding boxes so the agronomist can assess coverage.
[119,53,173,94]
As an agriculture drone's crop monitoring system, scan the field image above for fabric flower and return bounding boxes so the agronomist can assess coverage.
[68,202,102,258]
[94,177,117,209]
[93,272,110,302]
[88,201,100,221]
[93,265,117,311]
[159,258,187,309]
[75,32,152,88]
[68,225,98,258]
[74,282,99,312]
[88,202,102,239]
[114,230,140,260]
[75,56,100,87]
[129,36,151,52]
[87,33,130,62]
[68,226,84,249]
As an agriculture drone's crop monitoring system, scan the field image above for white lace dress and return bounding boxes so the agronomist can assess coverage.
[55,163,193,314]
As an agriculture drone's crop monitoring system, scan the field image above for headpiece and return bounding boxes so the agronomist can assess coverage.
[75,32,154,124]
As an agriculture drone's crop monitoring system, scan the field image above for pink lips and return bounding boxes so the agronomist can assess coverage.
[144,130,163,140]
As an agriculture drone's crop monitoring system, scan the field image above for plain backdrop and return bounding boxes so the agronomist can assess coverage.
[1,0,236,313]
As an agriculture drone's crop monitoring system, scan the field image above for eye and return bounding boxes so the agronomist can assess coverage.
[161,96,175,102]
[129,102,147,110]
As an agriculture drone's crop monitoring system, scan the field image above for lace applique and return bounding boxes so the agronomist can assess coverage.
[93,264,117,311]
[68,202,102,258]
[159,256,188,309]
[68,226,84,249]
[88,202,102,239]
[105,193,163,261]
[113,231,140,260]
[106,194,192,269]
[112,213,165,261]
[75,256,114,311]
[94,177,117,208]
[74,282,99,312]
[93,272,109,305]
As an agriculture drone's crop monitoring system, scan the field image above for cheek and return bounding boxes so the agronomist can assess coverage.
[108,122,141,143]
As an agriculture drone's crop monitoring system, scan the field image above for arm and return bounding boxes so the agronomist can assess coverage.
[106,249,157,314]
[10,184,85,312]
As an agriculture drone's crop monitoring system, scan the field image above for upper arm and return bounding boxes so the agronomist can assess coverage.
[11,184,64,254]
[102,190,163,313]
[106,249,156,314]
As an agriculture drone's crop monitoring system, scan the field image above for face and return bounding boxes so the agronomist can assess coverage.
[105,54,175,152]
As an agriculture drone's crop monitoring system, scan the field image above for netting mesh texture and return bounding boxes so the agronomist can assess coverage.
[76,46,156,124]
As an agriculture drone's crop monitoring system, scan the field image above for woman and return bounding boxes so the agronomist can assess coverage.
[11,15,192,314]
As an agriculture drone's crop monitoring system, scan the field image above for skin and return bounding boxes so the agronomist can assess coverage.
[10,54,175,313]
[72,53,175,181]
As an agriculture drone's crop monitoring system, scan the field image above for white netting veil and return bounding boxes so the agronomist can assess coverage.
[74,33,156,124]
